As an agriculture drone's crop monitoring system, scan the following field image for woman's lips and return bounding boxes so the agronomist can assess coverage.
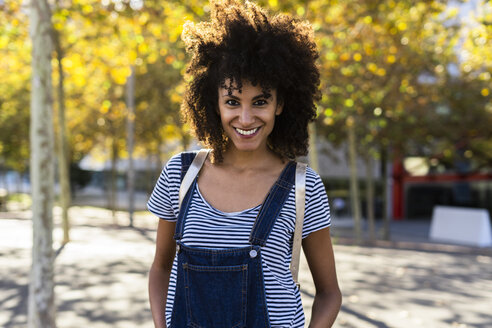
[234,127,260,137]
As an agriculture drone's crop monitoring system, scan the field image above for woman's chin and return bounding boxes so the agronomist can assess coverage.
[228,141,266,153]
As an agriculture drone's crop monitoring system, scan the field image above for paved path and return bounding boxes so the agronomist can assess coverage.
[1,207,491,327]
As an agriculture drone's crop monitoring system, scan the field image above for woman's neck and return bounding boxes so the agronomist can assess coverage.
[220,144,281,171]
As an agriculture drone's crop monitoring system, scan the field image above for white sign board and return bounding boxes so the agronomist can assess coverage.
[430,206,492,247]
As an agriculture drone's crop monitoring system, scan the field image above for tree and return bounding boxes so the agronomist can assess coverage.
[0,0,31,182]
[52,5,71,243]
[310,0,457,238]
[28,0,56,326]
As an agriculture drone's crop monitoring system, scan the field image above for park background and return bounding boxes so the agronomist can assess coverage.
[1,0,491,327]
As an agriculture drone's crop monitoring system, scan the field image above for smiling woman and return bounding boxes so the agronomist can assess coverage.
[180,0,321,163]
[147,1,341,327]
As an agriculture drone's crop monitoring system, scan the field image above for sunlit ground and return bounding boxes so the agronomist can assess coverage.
[0,205,491,327]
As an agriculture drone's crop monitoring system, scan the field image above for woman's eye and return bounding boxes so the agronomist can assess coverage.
[254,100,267,106]
[226,99,239,106]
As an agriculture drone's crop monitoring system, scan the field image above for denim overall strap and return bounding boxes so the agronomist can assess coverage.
[180,151,197,180]
[249,161,297,246]
[174,151,198,241]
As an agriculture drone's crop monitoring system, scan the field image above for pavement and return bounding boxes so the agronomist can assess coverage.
[1,201,492,327]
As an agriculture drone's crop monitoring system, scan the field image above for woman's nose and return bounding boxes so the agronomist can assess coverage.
[238,106,254,125]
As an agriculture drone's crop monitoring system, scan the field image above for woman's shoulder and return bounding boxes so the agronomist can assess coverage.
[302,165,327,195]
[163,150,206,181]
[302,164,322,182]
[160,152,182,180]
[165,152,183,168]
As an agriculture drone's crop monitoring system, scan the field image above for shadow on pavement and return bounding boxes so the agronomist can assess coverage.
[2,207,492,328]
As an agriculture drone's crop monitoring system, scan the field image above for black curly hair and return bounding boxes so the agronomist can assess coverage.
[181,0,320,162]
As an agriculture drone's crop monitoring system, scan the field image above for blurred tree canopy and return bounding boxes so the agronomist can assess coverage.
[0,0,491,174]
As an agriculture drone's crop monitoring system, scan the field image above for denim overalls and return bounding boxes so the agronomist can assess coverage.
[170,152,297,328]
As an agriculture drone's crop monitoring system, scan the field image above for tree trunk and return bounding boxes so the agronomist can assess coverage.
[28,0,56,326]
[180,126,190,151]
[16,172,22,193]
[54,28,71,244]
[308,122,319,172]
[347,116,362,244]
[126,66,135,227]
[109,137,118,224]
[146,152,153,195]
[0,168,6,191]
[365,153,376,242]
[0,168,7,211]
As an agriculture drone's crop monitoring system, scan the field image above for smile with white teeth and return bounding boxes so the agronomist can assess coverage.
[235,127,259,136]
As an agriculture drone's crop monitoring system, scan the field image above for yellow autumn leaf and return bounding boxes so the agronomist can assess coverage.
[447,7,459,18]
[138,42,149,54]
[73,74,86,88]
[111,67,131,85]
[340,53,350,61]
[148,52,158,64]
[324,108,334,117]
[171,93,181,104]
[367,63,378,72]
[151,25,162,38]
[297,6,305,16]
[324,117,334,125]
[397,22,407,31]
[0,36,8,49]
[63,58,73,69]
[363,16,372,24]
[164,124,177,136]
[82,5,93,14]
[139,12,150,25]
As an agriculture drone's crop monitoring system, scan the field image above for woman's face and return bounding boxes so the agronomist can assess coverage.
[218,80,283,154]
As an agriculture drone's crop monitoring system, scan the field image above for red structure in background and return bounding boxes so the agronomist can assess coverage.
[392,159,405,220]
[391,158,492,220]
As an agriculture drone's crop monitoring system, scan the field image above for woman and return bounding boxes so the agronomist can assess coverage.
[148,1,341,327]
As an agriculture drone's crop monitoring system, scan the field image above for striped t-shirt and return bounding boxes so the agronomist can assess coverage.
[147,153,331,327]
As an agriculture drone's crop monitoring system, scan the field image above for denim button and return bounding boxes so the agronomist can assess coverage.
[249,249,257,258]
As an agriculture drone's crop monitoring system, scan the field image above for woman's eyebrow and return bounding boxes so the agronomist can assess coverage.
[221,93,272,100]
[253,92,272,100]
[222,94,240,99]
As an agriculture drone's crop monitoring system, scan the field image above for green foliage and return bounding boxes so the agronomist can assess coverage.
[0,0,491,173]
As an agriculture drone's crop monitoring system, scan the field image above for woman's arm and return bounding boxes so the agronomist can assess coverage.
[303,227,342,327]
[149,219,177,328]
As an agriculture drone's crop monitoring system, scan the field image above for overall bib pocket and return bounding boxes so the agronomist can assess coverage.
[183,263,248,328]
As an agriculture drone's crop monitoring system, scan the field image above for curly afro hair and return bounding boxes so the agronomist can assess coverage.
[181,0,320,162]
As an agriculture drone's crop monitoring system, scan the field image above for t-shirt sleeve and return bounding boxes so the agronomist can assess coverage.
[302,167,331,238]
[147,153,182,222]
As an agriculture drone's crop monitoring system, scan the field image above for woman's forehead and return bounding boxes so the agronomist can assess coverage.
[219,78,275,96]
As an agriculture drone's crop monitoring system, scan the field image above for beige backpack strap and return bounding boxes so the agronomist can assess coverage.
[179,149,210,208]
[290,162,307,287]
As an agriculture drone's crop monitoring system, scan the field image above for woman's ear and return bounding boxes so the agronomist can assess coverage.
[275,101,283,116]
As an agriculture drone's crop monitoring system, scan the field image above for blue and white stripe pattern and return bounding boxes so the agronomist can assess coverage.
[148,153,331,327]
